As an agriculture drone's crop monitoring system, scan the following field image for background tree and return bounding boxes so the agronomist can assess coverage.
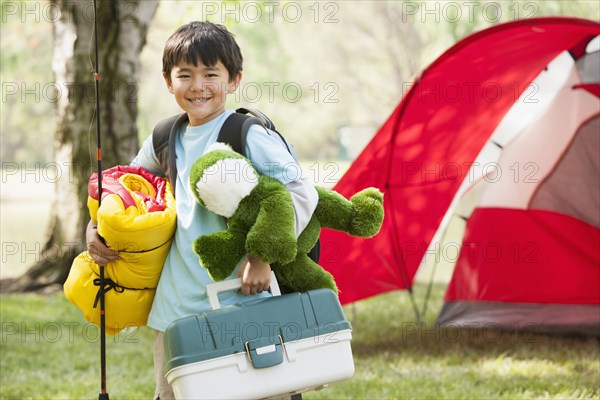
[2,0,158,291]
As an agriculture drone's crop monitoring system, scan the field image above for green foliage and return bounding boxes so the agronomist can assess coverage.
[1,1,54,164]
[3,1,600,163]
[1,286,598,399]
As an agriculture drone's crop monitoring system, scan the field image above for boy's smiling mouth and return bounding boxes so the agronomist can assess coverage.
[188,96,211,104]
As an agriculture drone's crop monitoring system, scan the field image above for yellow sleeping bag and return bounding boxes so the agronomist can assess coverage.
[64,166,176,335]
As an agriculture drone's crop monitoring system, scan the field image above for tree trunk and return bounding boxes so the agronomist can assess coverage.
[2,0,159,292]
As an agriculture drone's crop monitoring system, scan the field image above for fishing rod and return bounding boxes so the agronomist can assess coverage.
[92,0,109,398]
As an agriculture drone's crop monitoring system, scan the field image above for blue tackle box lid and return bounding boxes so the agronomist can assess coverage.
[164,289,351,371]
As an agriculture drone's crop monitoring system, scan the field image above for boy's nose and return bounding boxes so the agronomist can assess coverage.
[189,78,203,92]
[190,79,217,93]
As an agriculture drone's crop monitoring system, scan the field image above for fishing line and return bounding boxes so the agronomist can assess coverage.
[88,106,97,170]
[87,8,98,172]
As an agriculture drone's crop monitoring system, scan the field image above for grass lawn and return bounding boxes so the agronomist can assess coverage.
[1,167,598,399]
[1,283,598,399]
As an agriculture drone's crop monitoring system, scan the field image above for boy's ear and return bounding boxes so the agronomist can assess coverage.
[228,72,242,92]
[163,72,174,93]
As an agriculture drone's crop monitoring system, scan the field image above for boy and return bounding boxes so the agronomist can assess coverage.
[86,21,317,399]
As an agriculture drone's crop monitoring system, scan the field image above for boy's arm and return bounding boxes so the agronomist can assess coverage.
[244,125,319,237]
[130,134,164,176]
[284,179,319,237]
[240,125,318,295]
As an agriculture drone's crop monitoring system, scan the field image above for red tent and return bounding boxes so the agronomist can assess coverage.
[321,17,599,333]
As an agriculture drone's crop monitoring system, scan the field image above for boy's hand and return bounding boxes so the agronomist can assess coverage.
[86,220,121,265]
[239,255,271,295]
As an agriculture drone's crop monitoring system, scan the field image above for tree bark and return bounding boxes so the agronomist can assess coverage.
[2,0,159,292]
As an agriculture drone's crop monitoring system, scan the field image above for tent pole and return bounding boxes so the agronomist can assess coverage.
[381,244,423,323]
[406,287,423,324]
[420,222,451,319]
[421,260,439,320]
[382,78,424,324]
[421,211,458,319]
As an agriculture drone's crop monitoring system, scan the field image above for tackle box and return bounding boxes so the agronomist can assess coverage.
[163,274,355,399]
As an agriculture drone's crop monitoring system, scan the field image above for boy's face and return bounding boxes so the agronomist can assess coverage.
[164,60,241,127]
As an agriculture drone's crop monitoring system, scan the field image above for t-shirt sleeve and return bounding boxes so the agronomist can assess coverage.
[130,134,164,176]
[245,125,318,237]
[244,125,298,184]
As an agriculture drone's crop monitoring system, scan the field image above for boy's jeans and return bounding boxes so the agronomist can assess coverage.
[153,330,294,400]
[154,330,176,400]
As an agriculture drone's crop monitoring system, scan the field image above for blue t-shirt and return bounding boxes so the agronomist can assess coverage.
[132,110,309,332]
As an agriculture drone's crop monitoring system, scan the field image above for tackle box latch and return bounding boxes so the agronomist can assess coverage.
[245,335,284,369]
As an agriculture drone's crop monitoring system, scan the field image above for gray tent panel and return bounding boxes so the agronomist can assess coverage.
[437,301,600,336]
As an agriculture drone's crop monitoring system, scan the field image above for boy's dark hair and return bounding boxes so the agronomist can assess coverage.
[162,21,243,82]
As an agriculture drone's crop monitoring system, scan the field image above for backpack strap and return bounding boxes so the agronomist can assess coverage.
[237,107,276,130]
[218,108,294,157]
[217,112,261,157]
[152,113,188,195]
[238,108,294,155]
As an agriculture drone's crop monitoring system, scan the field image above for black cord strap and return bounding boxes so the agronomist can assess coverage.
[93,278,125,308]
[92,277,154,308]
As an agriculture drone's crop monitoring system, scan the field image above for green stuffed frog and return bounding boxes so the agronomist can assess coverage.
[189,143,384,293]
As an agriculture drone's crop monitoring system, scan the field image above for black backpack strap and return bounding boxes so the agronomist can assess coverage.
[217,113,249,156]
[237,107,276,130]
[152,113,188,194]
[217,112,267,157]
[237,108,294,155]
[219,108,294,157]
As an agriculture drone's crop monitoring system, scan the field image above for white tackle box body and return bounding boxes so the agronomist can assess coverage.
[164,284,354,400]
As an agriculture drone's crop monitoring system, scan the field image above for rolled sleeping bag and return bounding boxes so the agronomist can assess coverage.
[64,166,176,335]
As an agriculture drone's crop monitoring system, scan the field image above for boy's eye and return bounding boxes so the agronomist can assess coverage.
[206,74,218,78]
[177,74,191,79]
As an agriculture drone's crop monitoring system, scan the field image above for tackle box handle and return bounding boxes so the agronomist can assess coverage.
[206,271,281,310]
